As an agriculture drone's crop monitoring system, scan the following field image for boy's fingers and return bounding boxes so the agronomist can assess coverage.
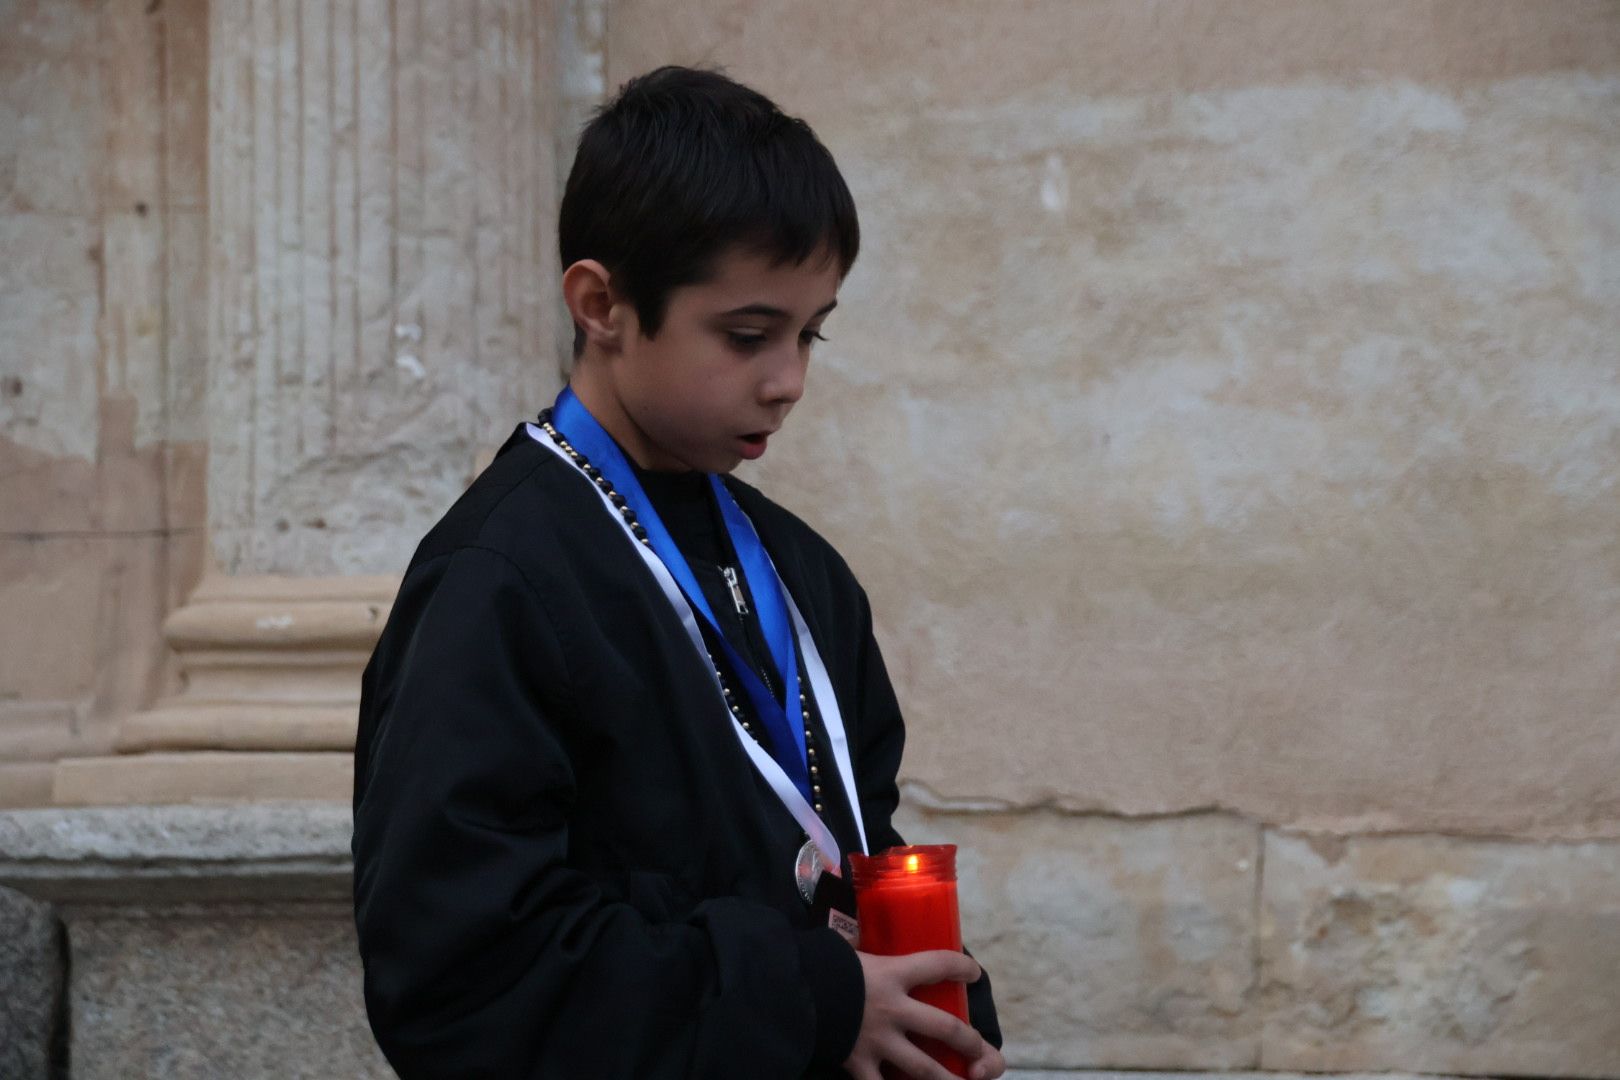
[885,1036,962,1080]
[897,949,981,988]
[966,1040,1007,1079]
[898,999,984,1058]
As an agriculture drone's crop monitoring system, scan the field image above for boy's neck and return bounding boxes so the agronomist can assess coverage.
[567,360,696,474]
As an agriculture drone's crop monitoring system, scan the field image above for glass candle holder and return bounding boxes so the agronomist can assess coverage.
[849,844,970,1078]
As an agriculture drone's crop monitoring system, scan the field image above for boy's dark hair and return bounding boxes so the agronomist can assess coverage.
[559,66,860,356]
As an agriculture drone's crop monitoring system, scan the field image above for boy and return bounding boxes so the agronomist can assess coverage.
[352,66,1005,1080]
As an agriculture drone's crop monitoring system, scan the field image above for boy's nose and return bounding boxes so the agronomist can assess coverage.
[761,356,807,406]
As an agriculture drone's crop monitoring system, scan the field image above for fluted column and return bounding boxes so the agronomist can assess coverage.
[56,0,563,804]
[209,0,558,576]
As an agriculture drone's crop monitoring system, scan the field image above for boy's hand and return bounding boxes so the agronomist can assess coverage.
[843,950,1007,1080]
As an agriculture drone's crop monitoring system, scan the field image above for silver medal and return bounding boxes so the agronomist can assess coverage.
[794,838,825,905]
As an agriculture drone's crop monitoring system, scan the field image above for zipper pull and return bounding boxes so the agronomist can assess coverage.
[722,566,750,616]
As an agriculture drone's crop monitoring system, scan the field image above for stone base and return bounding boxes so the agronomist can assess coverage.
[897,801,1620,1078]
[1,804,1616,1078]
[68,905,392,1080]
[52,751,353,806]
[0,886,66,1080]
[0,804,386,1079]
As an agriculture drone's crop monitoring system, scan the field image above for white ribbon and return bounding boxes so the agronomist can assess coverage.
[527,424,868,868]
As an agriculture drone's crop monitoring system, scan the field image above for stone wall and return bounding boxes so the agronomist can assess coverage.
[1,0,210,806]
[2,0,1618,1076]
[619,0,1620,840]
[899,804,1620,1074]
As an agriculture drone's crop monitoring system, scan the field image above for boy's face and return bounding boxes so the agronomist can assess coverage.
[602,245,842,473]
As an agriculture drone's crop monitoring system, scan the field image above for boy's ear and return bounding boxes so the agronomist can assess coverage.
[562,259,625,354]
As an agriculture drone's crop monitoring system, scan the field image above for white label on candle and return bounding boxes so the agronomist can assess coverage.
[828,909,860,947]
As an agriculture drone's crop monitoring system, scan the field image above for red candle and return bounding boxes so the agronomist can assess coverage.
[850,845,971,1079]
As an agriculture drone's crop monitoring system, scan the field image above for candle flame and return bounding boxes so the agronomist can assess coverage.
[905,853,921,874]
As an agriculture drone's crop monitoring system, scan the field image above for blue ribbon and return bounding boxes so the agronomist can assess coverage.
[550,388,811,804]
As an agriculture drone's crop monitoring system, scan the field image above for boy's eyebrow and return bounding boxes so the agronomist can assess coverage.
[717,299,838,320]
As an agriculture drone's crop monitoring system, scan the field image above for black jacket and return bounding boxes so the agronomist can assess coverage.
[352,423,1000,1079]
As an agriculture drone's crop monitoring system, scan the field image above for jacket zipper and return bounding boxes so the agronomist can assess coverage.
[722,565,777,698]
[723,566,750,616]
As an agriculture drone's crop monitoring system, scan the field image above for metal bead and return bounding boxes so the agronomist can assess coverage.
[810,765,819,775]
[814,803,824,814]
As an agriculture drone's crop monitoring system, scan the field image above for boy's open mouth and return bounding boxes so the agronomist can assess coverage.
[738,432,769,459]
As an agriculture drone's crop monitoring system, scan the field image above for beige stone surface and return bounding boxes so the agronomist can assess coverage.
[109,573,396,759]
[1,0,211,801]
[69,907,394,1080]
[205,0,562,578]
[895,804,1261,1069]
[1259,831,1620,1077]
[0,212,100,462]
[613,1,1620,839]
[608,0,1620,104]
[0,538,102,702]
[0,762,55,809]
[52,751,354,807]
[0,534,172,758]
[0,22,99,217]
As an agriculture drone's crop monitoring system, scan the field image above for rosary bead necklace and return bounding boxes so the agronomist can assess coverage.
[540,410,825,816]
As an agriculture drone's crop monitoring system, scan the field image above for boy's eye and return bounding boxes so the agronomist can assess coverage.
[726,331,768,351]
[724,328,829,352]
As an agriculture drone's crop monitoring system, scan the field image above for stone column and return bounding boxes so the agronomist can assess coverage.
[56,0,562,805]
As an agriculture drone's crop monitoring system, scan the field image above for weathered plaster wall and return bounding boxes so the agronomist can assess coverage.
[0,0,210,804]
[608,0,1620,839]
